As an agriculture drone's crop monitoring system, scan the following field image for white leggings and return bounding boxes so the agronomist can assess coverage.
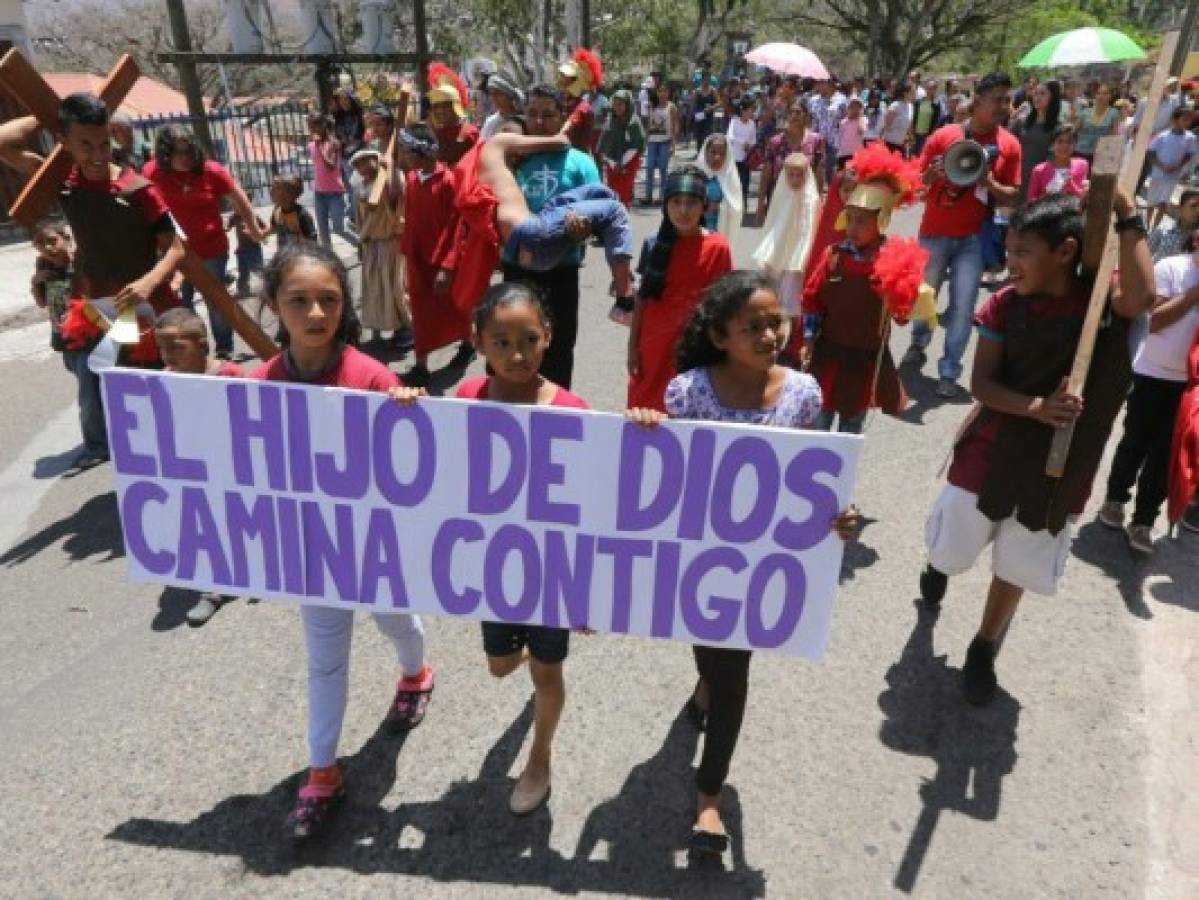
[302,605,426,767]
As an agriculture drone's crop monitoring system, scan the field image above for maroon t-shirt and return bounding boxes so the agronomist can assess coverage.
[249,345,400,392]
[455,375,590,409]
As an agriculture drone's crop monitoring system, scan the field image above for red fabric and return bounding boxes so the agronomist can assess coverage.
[60,299,102,350]
[948,285,1089,507]
[627,233,734,412]
[449,143,502,318]
[403,165,471,355]
[803,171,848,293]
[456,375,590,409]
[871,237,930,322]
[918,124,1021,239]
[250,345,400,392]
[64,165,178,311]
[603,156,640,205]
[434,121,480,168]
[801,244,893,413]
[565,98,595,152]
[1168,329,1199,523]
[143,159,237,258]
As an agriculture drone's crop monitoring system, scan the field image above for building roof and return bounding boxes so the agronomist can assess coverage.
[42,72,190,118]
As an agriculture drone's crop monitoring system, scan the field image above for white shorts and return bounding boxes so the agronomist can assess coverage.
[924,484,1074,596]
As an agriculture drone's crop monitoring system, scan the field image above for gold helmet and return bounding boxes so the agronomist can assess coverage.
[557,48,603,99]
[834,143,921,232]
[426,63,469,120]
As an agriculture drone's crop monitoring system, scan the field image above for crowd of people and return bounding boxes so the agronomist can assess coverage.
[0,46,1196,864]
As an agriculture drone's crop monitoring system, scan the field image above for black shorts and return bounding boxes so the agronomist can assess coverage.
[481,622,570,665]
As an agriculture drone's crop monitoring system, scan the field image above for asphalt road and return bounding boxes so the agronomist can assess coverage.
[0,184,1195,899]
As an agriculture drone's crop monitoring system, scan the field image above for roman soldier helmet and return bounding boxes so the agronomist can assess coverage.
[835,142,921,232]
[557,48,603,98]
[426,63,469,120]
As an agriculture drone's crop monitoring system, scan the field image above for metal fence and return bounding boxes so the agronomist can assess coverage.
[133,102,317,203]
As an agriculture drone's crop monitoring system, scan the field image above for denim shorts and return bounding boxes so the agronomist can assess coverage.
[481,622,570,664]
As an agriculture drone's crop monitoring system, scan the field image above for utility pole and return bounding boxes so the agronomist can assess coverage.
[1173,0,1198,75]
[580,0,591,48]
[164,0,214,155]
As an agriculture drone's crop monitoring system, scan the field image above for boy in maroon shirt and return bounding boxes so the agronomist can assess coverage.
[918,192,1154,705]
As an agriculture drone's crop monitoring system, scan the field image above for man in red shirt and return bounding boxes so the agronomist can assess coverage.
[902,72,1021,398]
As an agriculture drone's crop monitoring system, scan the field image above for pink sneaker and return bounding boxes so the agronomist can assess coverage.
[286,772,345,840]
[385,665,434,731]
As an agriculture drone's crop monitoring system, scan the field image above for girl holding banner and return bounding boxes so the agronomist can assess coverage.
[628,271,858,859]
[251,244,436,840]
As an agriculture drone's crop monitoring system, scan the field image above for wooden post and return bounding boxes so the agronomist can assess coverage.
[1044,31,1179,477]
[367,90,408,208]
[164,0,215,157]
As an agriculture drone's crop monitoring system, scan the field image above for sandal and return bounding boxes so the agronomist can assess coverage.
[385,666,434,731]
[285,776,345,840]
[688,827,729,857]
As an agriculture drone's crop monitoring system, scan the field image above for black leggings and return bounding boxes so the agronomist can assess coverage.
[1105,373,1187,527]
[735,160,751,207]
[693,645,752,796]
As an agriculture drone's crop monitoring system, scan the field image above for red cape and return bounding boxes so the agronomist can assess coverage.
[449,142,501,315]
[1168,328,1199,524]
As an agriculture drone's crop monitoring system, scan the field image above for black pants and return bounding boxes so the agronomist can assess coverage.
[1105,373,1187,527]
[735,160,751,207]
[694,117,712,149]
[693,645,752,796]
[501,261,581,388]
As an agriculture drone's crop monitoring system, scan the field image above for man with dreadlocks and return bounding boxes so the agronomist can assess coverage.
[802,144,937,433]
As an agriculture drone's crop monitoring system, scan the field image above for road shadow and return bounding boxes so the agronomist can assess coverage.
[108,699,765,896]
[150,588,239,632]
[896,363,974,425]
[0,490,123,568]
[1071,520,1199,618]
[839,513,880,583]
[877,601,1020,894]
[33,445,84,479]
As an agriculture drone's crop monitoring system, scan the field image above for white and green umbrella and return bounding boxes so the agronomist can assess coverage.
[1018,27,1147,68]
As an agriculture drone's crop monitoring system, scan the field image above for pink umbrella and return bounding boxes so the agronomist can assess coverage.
[744,43,830,80]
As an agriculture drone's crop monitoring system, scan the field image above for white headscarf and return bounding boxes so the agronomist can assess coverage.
[698,134,743,250]
[752,157,820,275]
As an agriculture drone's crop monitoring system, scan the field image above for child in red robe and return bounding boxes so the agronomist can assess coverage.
[397,124,473,385]
[802,144,934,432]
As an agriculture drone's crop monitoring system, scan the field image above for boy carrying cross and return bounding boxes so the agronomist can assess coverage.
[918,191,1154,705]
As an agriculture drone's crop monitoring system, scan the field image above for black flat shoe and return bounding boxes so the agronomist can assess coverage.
[688,828,728,857]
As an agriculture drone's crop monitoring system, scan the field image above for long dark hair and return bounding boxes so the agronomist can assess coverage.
[154,124,206,174]
[640,164,709,300]
[261,243,360,348]
[1041,79,1063,132]
[676,270,777,372]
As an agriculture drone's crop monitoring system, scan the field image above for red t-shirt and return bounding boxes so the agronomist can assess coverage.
[947,285,1089,505]
[918,124,1021,239]
[63,165,178,311]
[456,375,590,410]
[143,159,238,259]
[249,345,400,392]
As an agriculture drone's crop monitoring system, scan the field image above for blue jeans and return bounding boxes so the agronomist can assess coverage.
[62,349,108,457]
[314,191,359,250]
[910,234,983,382]
[505,184,632,272]
[235,242,264,294]
[644,140,672,203]
[180,255,234,354]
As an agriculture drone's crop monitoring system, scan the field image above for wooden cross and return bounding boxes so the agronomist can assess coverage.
[0,49,278,360]
[367,89,409,209]
[1044,30,1180,477]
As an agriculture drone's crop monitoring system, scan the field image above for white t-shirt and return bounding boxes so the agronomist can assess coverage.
[727,117,757,162]
[881,100,912,144]
[1135,254,1199,381]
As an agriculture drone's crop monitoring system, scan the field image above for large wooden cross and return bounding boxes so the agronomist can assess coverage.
[0,49,277,360]
[1045,30,1180,477]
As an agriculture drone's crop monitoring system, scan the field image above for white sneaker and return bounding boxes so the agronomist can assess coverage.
[186,593,225,627]
[1125,523,1154,555]
[1096,500,1125,529]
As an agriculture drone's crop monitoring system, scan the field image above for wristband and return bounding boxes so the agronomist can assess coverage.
[1113,212,1147,236]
